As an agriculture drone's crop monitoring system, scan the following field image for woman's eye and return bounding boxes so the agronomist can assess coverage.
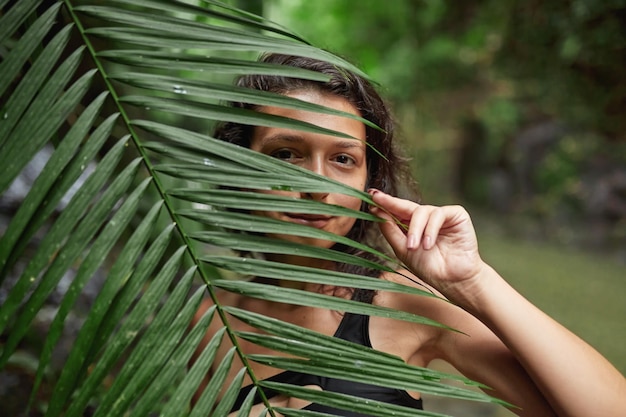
[335,154,356,166]
[271,149,296,161]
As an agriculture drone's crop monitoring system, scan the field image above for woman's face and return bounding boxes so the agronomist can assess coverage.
[250,90,368,250]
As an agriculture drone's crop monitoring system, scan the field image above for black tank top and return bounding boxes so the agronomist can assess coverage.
[230,312,424,415]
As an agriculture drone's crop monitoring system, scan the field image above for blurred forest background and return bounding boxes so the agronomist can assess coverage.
[1,1,624,416]
[258,0,626,415]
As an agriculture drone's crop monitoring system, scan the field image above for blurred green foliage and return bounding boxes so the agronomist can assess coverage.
[500,0,626,138]
[269,0,626,137]
[269,0,494,100]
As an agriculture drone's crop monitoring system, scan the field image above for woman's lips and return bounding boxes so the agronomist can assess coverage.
[284,213,331,228]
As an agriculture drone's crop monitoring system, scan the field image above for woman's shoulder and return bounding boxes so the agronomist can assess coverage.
[376,268,511,363]
[375,269,487,351]
[378,268,499,330]
[365,269,451,363]
[376,269,450,316]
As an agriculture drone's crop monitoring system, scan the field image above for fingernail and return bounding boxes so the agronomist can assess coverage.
[423,235,432,249]
[407,234,417,249]
[368,188,380,195]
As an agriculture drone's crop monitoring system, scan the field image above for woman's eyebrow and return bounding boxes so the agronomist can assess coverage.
[335,140,366,150]
[258,134,304,145]
[259,134,365,150]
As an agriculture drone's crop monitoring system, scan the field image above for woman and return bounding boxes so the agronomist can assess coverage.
[192,54,626,416]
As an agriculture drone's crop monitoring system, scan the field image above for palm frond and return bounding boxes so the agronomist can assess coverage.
[0,1,505,416]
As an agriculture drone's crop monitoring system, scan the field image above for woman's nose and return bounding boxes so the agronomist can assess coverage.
[302,190,329,201]
[302,157,329,201]
[307,156,326,177]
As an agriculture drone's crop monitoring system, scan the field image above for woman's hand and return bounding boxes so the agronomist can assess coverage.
[369,189,486,302]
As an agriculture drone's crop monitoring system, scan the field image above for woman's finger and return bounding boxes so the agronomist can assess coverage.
[370,205,409,255]
[405,206,429,250]
[369,188,420,221]
[421,207,447,250]
[370,189,446,251]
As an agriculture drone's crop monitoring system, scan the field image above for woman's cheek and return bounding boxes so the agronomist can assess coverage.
[338,216,358,235]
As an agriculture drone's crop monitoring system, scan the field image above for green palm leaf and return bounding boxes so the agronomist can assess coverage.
[0,1,504,416]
